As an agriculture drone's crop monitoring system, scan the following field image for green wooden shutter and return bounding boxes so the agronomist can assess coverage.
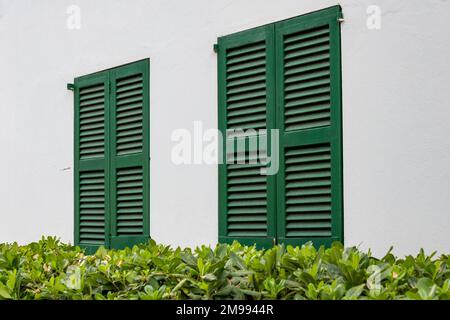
[275,6,343,247]
[109,60,150,249]
[217,25,277,247]
[74,59,150,251]
[74,71,111,252]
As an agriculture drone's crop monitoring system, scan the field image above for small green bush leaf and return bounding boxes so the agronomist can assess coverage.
[344,284,365,299]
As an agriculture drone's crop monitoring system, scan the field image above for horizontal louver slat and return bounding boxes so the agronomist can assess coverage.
[79,171,105,244]
[226,159,267,237]
[116,167,144,235]
[115,74,144,156]
[226,40,267,131]
[283,25,331,132]
[285,143,332,238]
[79,84,105,159]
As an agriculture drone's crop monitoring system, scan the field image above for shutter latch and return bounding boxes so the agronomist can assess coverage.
[67,83,75,91]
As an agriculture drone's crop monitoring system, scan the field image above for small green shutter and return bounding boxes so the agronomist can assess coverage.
[110,60,150,248]
[74,71,111,252]
[275,6,343,247]
[74,59,150,251]
[217,25,277,247]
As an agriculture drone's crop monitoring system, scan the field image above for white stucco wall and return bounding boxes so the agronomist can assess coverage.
[0,0,449,256]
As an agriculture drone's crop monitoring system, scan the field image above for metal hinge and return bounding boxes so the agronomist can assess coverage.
[337,10,344,23]
[213,43,219,53]
[67,83,75,91]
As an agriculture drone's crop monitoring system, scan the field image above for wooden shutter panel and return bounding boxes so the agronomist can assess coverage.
[110,60,150,248]
[276,6,343,247]
[218,25,277,247]
[74,72,111,252]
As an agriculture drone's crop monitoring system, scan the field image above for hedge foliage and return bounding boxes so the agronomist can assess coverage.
[0,237,448,300]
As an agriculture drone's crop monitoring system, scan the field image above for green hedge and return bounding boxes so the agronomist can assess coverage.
[0,237,448,300]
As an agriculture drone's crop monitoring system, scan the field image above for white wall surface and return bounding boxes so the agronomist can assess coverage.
[0,0,449,256]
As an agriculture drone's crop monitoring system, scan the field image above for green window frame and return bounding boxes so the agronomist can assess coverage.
[73,59,150,252]
[217,6,343,248]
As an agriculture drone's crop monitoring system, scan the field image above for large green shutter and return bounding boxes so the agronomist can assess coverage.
[74,71,111,252]
[218,25,277,247]
[276,6,343,247]
[217,6,343,248]
[74,59,150,251]
[110,60,150,248]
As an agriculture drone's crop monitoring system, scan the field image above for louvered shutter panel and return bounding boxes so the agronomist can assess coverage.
[276,6,343,247]
[218,25,277,247]
[74,72,111,252]
[110,60,150,248]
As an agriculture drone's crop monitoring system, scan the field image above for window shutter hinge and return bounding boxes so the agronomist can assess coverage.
[67,83,75,91]
[337,10,344,23]
[213,43,219,53]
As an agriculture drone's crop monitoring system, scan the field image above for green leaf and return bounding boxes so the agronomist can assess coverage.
[6,270,17,291]
[0,283,12,300]
[416,277,437,300]
[229,252,246,270]
[95,246,108,259]
[202,273,217,281]
[180,251,197,267]
[344,284,365,299]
